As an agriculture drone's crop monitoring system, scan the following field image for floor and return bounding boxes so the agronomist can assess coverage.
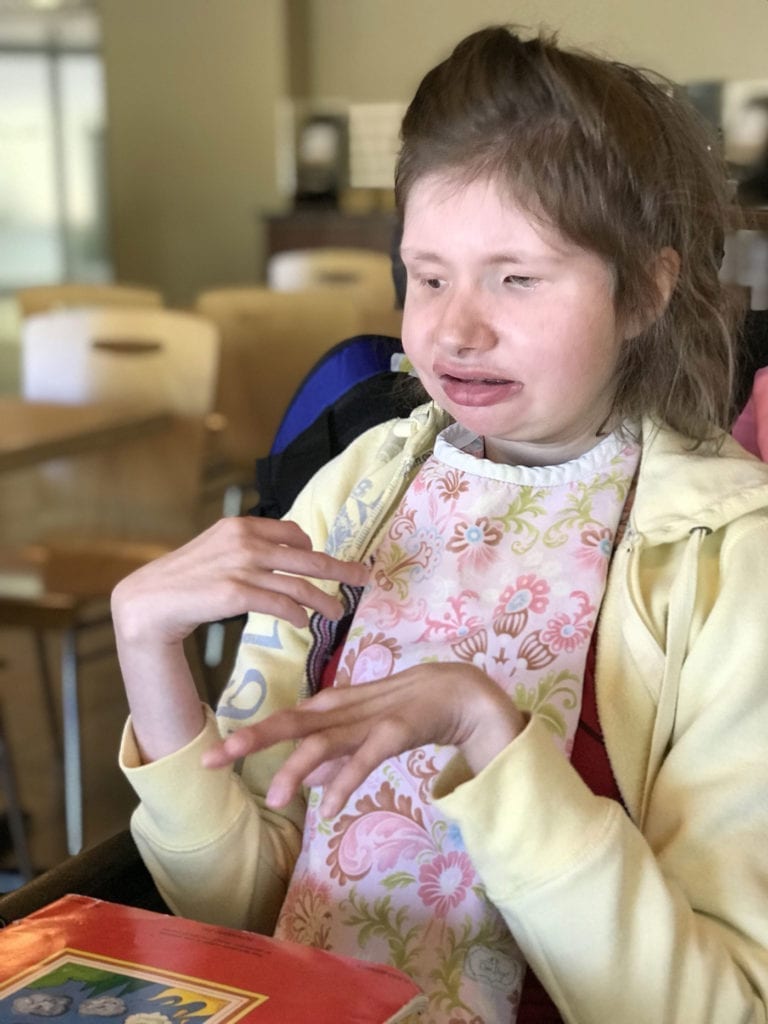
[0,606,236,893]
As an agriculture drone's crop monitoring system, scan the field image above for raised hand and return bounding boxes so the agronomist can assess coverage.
[112,516,369,763]
[202,662,527,817]
[112,515,370,647]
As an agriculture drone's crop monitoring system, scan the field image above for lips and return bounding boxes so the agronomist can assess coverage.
[437,370,523,408]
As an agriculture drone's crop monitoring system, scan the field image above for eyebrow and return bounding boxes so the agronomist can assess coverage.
[400,247,566,265]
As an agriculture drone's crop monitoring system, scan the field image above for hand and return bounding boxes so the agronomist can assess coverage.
[202,663,527,817]
[113,516,369,763]
[112,515,370,649]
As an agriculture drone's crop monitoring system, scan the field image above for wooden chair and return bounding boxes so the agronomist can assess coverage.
[194,285,368,510]
[0,698,34,885]
[265,247,402,337]
[15,283,163,319]
[0,828,167,923]
[0,308,221,855]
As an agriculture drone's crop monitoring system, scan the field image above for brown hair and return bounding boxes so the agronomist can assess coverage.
[395,26,741,442]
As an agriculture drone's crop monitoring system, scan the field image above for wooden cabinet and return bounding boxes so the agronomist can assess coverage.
[263,209,398,268]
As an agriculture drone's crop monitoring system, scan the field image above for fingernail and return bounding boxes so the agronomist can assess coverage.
[320,795,338,819]
[266,783,285,808]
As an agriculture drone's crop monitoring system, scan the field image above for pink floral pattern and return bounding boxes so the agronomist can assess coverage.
[539,590,595,653]
[326,782,429,884]
[435,467,471,503]
[418,851,476,917]
[276,429,640,1023]
[335,632,401,688]
[446,515,504,570]
[578,525,614,569]
[277,875,334,949]
[493,574,550,638]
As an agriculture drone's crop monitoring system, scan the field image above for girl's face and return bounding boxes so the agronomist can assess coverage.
[400,173,625,466]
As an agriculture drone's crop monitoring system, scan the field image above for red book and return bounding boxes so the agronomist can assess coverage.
[0,894,426,1023]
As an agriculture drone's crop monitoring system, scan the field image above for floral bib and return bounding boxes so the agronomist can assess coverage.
[275,424,640,1023]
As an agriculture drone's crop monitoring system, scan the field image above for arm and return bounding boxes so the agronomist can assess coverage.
[113,513,368,932]
[112,515,367,762]
[115,408,440,931]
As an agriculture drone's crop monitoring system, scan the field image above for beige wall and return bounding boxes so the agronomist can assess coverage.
[99,0,290,307]
[97,0,768,307]
[305,0,768,101]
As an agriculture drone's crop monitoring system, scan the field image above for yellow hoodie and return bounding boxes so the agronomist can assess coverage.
[122,404,768,1023]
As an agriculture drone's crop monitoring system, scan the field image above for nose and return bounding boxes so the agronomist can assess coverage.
[435,286,498,355]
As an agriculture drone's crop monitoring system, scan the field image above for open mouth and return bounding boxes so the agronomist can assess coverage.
[453,376,510,384]
[439,372,523,407]
[441,372,516,385]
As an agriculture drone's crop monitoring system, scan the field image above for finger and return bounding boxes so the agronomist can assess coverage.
[303,756,350,788]
[265,725,364,808]
[239,571,342,623]
[201,704,324,769]
[234,520,369,587]
[318,720,409,817]
[192,517,369,589]
[256,546,369,589]
[201,723,269,768]
[266,710,412,813]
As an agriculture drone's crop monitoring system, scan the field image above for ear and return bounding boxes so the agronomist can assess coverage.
[624,246,680,339]
[654,246,680,312]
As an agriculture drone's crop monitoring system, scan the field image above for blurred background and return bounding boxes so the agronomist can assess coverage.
[1,0,767,317]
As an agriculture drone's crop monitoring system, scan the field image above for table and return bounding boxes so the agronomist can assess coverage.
[0,398,173,858]
[0,398,172,473]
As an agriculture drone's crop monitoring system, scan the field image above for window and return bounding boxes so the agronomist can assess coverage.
[0,4,110,290]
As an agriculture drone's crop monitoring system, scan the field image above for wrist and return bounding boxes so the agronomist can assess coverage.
[459,679,527,776]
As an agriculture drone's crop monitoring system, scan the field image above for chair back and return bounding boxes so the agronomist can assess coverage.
[14,308,220,544]
[195,286,364,467]
[15,284,163,319]
[266,247,402,337]
[267,246,390,289]
[22,307,218,417]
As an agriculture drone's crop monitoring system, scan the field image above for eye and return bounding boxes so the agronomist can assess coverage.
[415,274,450,290]
[504,274,537,289]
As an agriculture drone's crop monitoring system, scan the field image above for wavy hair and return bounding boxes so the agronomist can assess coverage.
[395,26,741,443]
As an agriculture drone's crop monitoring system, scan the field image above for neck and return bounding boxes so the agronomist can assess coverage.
[483,430,611,467]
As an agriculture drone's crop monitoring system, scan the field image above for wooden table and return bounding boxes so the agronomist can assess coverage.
[0,397,173,858]
[0,397,172,472]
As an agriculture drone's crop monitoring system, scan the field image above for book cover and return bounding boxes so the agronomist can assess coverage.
[0,894,426,1023]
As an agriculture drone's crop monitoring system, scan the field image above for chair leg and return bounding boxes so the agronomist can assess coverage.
[33,630,63,761]
[0,706,35,882]
[59,628,83,856]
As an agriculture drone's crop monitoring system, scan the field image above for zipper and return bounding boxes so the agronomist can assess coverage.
[639,524,711,827]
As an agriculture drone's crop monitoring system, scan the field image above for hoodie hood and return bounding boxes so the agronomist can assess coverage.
[612,420,768,544]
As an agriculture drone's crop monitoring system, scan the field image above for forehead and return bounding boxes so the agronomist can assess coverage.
[401,172,575,259]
